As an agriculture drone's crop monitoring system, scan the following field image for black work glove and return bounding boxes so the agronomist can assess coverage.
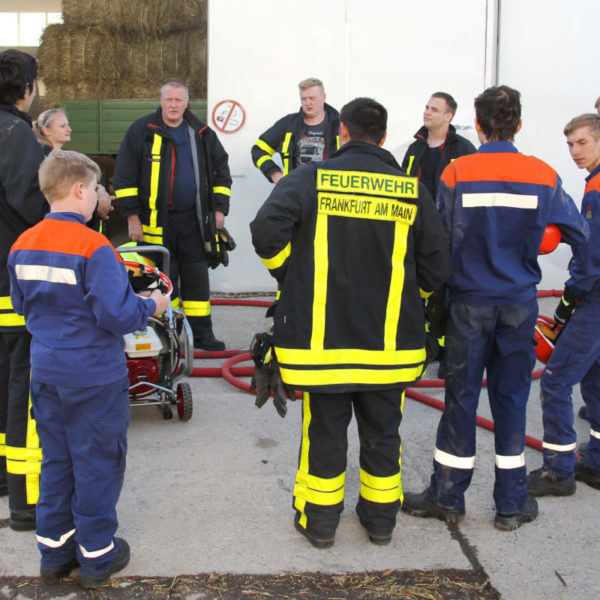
[250,358,298,418]
[424,333,441,368]
[554,289,578,327]
[207,227,236,269]
[425,290,447,340]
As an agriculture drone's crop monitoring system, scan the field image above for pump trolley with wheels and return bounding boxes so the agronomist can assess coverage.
[117,245,194,421]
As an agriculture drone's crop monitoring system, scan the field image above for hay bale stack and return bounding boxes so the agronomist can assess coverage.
[37,0,207,106]
[62,0,207,37]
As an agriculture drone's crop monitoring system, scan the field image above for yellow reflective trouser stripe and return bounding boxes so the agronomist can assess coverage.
[6,398,41,504]
[293,393,345,529]
[255,139,276,156]
[182,300,211,316]
[280,365,424,387]
[406,155,415,175]
[260,242,291,271]
[360,469,401,503]
[275,346,425,366]
[213,186,231,196]
[114,187,138,199]
[311,213,328,350]
[384,221,408,350]
[149,134,162,229]
[0,296,25,326]
[171,297,181,309]
[0,432,5,456]
[294,392,312,528]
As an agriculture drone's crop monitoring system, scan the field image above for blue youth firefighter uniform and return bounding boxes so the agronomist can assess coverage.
[540,163,600,477]
[250,140,451,542]
[428,141,588,515]
[251,103,340,180]
[113,106,232,343]
[0,101,47,524]
[8,212,156,577]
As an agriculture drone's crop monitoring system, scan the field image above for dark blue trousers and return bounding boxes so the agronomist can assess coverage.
[428,298,537,515]
[31,377,129,575]
[541,288,600,476]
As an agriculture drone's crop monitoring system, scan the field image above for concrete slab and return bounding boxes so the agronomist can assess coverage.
[1,297,599,600]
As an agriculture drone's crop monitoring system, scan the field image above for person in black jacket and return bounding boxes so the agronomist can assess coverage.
[251,98,451,548]
[0,49,46,531]
[113,78,232,350]
[401,92,476,199]
[251,77,340,184]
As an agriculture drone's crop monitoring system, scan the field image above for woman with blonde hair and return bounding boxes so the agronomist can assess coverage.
[34,108,72,155]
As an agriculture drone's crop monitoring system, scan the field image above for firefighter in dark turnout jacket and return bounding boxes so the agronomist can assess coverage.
[0,49,46,531]
[401,92,476,200]
[113,79,232,350]
[250,98,451,548]
[251,78,340,185]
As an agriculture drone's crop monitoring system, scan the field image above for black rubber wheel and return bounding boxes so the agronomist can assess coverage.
[176,382,193,421]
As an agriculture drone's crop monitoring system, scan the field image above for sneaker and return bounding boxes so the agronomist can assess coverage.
[494,496,538,531]
[578,405,588,420]
[194,332,225,351]
[355,503,392,545]
[293,518,335,549]
[574,458,600,490]
[40,558,79,583]
[527,467,575,497]
[401,491,465,523]
[79,538,130,588]
[9,510,36,531]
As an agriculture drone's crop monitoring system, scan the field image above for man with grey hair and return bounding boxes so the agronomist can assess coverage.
[251,77,340,184]
[114,78,232,350]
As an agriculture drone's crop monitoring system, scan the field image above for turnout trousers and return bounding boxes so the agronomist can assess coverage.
[540,288,600,476]
[293,388,405,540]
[427,298,537,515]
[31,377,129,576]
[0,330,40,511]
[165,209,212,340]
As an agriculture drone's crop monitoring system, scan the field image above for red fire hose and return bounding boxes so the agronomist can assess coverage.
[191,291,565,452]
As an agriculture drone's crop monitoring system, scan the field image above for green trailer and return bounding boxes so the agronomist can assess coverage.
[61,99,208,156]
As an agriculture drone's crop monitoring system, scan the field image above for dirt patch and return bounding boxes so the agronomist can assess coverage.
[0,570,499,599]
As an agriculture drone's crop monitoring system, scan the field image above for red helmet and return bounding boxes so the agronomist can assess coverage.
[539,224,562,255]
[124,260,173,296]
[534,315,556,364]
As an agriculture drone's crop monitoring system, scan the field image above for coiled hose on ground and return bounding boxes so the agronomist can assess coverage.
[189,291,564,452]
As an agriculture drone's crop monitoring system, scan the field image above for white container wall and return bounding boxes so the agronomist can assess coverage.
[207,0,599,292]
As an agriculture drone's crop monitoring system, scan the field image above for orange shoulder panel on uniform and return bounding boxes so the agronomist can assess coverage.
[11,219,112,259]
[451,152,558,187]
[585,172,600,194]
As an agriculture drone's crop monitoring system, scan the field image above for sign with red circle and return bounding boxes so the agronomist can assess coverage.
[212,100,246,134]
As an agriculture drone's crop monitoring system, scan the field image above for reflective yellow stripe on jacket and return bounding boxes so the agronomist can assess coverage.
[0,296,25,327]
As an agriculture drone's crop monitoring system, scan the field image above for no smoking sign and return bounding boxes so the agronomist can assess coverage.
[212,99,246,134]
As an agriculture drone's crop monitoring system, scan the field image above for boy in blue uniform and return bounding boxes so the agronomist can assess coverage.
[8,150,169,587]
[401,85,588,531]
[528,113,600,495]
